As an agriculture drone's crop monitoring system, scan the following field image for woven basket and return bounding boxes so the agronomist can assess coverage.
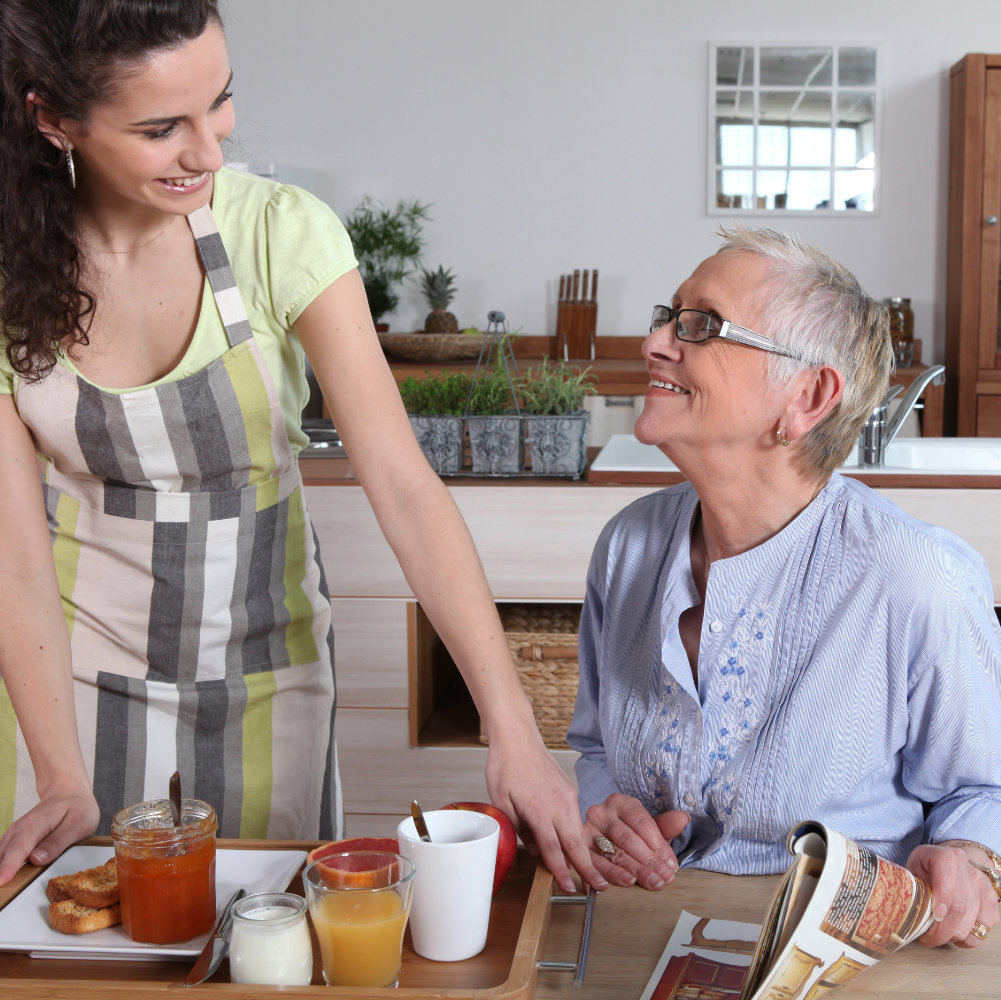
[378,332,487,362]
[480,604,580,750]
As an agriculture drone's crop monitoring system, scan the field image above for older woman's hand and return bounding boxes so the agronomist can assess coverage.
[583,793,689,890]
[906,843,1000,947]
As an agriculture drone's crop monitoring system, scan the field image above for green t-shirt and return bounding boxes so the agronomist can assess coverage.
[0,167,358,452]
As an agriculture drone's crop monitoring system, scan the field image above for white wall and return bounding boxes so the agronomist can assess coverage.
[222,0,1001,361]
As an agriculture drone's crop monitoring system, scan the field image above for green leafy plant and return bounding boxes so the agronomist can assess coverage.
[466,361,519,415]
[397,371,472,415]
[344,197,431,323]
[517,358,597,415]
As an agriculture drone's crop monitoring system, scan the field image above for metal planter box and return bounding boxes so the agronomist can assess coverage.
[524,411,590,479]
[466,414,525,475]
[408,414,464,475]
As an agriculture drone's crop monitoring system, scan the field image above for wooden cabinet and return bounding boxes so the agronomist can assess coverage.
[946,53,1001,435]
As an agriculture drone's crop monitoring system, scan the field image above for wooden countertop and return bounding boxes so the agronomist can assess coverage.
[299,451,1001,491]
[383,335,649,397]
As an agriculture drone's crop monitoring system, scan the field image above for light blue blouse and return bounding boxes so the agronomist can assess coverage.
[568,474,1001,873]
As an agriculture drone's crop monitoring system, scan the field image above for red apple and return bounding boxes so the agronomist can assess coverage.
[441,801,517,894]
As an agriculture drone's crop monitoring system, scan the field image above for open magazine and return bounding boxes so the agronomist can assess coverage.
[738,820,935,999]
[640,820,935,1000]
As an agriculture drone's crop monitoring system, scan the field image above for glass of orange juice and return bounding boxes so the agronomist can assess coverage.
[302,853,416,988]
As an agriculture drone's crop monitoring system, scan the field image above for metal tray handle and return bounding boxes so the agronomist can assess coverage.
[536,885,597,988]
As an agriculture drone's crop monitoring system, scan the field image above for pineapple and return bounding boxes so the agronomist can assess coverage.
[421,265,459,333]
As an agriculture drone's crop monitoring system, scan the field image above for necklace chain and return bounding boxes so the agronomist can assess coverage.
[82,218,177,255]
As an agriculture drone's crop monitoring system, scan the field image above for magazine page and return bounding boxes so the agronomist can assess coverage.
[640,909,761,1000]
[740,821,935,1000]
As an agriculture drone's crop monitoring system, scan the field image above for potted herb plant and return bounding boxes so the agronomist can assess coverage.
[345,197,430,329]
[465,360,523,475]
[518,359,597,478]
[398,371,471,475]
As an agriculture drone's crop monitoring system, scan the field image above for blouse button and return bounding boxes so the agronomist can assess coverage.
[709,619,723,633]
[683,792,697,808]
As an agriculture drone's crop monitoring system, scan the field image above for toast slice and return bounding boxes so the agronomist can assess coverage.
[63,858,119,909]
[44,873,75,903]
[48,899,122,935]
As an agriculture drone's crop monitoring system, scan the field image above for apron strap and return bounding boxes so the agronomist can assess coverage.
[187,202,254,347]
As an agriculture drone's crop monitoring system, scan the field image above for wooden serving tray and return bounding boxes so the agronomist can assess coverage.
[0,838,557,999]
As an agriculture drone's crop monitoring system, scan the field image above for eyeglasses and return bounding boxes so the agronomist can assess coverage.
[649,305,811,363]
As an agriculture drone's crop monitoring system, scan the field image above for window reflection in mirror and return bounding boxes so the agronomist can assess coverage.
[710,44,878,214]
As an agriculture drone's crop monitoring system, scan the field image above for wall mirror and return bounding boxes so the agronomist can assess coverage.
[709,43,879,214]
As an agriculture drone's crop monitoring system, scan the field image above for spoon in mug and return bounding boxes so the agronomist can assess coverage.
[169,770,182,827]
[411,799,432,842]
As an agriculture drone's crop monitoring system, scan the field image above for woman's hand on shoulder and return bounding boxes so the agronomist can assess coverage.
[907,843,999,947]
[0,785,100,886]
[583,794,688,891]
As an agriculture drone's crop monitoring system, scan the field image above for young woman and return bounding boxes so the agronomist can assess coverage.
[0,0,597,894]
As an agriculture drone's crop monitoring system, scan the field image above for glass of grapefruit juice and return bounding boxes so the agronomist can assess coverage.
[302,853,416,988]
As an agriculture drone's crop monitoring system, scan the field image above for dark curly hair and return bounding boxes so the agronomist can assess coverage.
[0,0,221,381]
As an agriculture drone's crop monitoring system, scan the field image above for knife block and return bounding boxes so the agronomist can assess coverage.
[556,269,598,361]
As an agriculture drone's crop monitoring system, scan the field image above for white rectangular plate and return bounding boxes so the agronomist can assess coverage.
[0,844,306,960]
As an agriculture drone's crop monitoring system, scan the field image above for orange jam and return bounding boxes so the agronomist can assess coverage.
[112,798,217,944]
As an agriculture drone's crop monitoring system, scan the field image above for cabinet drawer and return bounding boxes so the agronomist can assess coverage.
[331,599,408,708]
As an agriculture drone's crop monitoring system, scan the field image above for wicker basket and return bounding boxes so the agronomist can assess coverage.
[378,331,487,362]
[480,604,580,750]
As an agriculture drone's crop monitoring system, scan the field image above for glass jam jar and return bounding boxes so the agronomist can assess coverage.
[229,892,314,986]
[112,798,217,944]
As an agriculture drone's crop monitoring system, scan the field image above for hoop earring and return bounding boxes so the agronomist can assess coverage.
[63,140,76,189]
[776,426,791,447]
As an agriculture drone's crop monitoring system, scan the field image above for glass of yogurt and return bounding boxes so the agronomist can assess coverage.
[229,892,313,986]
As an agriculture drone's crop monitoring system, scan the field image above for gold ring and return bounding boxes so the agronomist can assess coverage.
[971,921,990,940]
[594,834,616,858]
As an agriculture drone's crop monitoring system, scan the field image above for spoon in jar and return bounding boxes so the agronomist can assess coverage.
[169,770,182,827]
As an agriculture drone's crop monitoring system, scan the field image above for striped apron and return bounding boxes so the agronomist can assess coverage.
[1,203,342,840]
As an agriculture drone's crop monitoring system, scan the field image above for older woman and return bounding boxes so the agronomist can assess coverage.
[567,227,1001,948]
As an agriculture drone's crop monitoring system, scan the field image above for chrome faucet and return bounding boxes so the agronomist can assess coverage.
[858,364,946,467]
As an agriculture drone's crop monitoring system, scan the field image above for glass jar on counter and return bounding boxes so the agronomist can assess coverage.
[229,892,314,986]
[111,798,217,944]
[885,297,915,368]
[886,297,914,344]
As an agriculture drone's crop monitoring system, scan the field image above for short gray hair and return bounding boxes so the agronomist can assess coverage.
[717,226,891,477]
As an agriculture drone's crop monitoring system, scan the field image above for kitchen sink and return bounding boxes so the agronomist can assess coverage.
[300,418,346,458]
[590,434,1001,479]
[842,437,1001,474]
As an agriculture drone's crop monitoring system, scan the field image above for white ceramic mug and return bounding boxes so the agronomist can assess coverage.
[397,809,499,962]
